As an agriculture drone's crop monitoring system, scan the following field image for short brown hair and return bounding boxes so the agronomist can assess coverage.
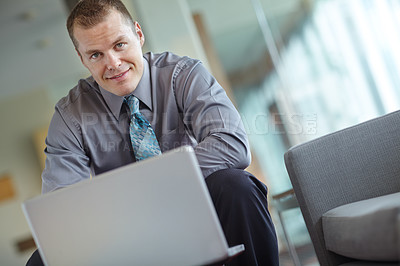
[67,0,134,48]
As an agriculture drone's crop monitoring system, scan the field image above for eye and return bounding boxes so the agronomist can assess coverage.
[116,43,126,49]
[90,52,101,60]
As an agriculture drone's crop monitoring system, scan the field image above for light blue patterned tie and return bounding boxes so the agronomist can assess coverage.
[125,95,161,161]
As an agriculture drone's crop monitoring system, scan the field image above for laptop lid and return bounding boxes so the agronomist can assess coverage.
[22,146,240,266]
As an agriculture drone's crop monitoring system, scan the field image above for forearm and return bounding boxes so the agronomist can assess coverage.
[194,131,251,178]
[42,108,91,193]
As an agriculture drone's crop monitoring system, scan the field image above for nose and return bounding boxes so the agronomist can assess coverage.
[105,52,121,70]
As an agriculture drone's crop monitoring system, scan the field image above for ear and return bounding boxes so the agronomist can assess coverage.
[134,21,145,47]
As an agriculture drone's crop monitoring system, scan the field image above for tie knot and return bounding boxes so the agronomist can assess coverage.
[125,95,139,114]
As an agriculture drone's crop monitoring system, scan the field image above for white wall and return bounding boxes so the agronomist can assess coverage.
[0,88,54,265]
[130,0,209,67]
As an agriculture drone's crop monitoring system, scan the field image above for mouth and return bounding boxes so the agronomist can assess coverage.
[107,69,130,80]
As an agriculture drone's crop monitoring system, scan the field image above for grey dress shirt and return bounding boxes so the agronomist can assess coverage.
[42,52,250,193]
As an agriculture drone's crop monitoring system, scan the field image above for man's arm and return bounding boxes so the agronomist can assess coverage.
[42,107,91,193]
[175,60,251,178]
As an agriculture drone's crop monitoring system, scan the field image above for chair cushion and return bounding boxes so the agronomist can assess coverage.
[322,192,400,261]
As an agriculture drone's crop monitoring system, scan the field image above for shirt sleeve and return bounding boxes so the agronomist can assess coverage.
[41,107,91,193]
[174,60,251,177]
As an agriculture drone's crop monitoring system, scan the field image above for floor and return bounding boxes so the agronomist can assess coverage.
[279,242,319,266]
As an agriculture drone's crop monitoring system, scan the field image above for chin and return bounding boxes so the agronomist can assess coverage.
[118,88,135,97]
[101,83,130,96]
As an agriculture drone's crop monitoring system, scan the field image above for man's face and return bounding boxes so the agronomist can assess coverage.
[74,9,145,96]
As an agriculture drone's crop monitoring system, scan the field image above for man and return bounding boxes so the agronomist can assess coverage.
[27,0,278,265]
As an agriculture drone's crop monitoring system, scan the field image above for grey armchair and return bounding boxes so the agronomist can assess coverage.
[284,110,400,266]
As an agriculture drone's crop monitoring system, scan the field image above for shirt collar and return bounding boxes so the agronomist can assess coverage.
[99,85,124,120]
[132,57,152,111]
[99,56,152,120]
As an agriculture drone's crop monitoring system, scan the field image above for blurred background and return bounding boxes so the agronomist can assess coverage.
[2,0,400,265]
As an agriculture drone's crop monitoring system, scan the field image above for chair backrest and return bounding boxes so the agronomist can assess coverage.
[284,110,400,266]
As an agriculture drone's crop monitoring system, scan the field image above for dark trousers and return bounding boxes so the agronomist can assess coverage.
[206,168,278,266]
[27,168,278,266]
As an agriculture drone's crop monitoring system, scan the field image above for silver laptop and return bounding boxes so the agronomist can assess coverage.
[22,146,244,266]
